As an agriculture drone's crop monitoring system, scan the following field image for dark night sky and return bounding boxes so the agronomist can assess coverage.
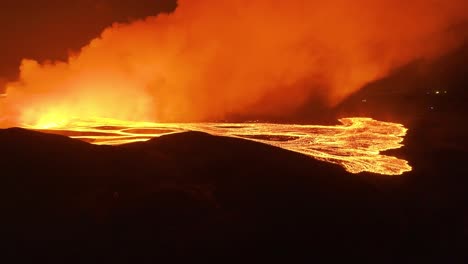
[0,0,177,82]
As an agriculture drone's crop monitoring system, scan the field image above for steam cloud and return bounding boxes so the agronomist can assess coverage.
[1,0,467,125]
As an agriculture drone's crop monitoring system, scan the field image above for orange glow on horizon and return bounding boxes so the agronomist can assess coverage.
[1,0,467,125]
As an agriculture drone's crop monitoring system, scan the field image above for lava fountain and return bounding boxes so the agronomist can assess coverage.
[24,117,412,176]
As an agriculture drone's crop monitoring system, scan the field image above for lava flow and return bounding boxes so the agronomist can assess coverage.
[25,117,412,176]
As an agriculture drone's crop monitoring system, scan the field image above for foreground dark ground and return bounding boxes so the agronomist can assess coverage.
[1,121,467,262]
[1,45,468,263]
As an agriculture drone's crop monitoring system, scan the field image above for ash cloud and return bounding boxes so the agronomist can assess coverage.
[1,0,468,125]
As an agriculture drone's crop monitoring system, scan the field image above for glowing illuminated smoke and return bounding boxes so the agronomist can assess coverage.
[26,117,412,176]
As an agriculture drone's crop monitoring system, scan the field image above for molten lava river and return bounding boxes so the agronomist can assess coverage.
[24,117,412,175]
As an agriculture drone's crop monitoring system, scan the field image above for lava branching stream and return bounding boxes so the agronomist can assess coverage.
[27,117,412,175]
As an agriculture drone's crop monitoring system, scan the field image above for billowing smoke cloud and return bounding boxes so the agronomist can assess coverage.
[1,0,467,126]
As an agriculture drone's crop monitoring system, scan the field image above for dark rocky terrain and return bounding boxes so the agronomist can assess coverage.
[1,119,467,262]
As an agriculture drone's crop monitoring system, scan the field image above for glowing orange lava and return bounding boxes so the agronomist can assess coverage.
[25,117,412,176]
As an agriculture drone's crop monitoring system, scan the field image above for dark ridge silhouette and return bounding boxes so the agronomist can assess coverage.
[334,42,468,125]
[1,124,467,262]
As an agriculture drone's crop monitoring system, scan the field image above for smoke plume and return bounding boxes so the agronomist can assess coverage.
[1,0,467,126]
